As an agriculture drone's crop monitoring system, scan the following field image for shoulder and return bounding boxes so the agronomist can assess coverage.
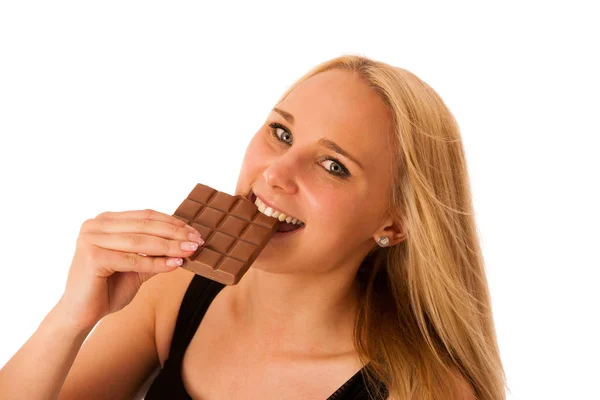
[449,367,477,400]
[144,267,196,366]
[381,367,476,400]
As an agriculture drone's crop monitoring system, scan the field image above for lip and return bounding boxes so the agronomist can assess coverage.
[272,223,306,237]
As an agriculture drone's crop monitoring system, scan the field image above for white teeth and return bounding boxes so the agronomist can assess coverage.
[253,196,304,225]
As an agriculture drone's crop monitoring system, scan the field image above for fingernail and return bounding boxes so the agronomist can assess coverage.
[188,232,204,245]
[166,257,183,267]
[181,241,199,251]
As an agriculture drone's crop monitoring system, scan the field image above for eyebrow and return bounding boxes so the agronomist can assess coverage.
[273,107,295,125]
[272,107,364,170]
[318,138,364,170]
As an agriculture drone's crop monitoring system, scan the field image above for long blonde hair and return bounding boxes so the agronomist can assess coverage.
[274,55,507,399]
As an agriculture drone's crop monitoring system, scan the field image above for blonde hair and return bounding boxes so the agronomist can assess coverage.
[274,55,507,399]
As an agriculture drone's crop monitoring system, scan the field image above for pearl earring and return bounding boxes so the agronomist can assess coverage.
[377,236,389,247]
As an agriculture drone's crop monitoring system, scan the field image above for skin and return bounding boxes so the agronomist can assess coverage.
[0,68,473,400]
[228,68,406,357]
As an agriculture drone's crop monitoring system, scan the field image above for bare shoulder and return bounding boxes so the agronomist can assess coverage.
[382,368,476,400]
[143,267,196,367]
[449,367,477,400]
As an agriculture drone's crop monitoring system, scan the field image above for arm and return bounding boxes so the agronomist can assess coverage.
[57,279,160,400]
[0,277,161,400]
[0,302,93,400]
[1,209,202,400]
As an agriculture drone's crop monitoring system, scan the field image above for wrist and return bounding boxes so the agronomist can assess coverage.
[47,299,98,338]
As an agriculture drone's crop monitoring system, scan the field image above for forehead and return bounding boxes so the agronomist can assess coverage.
[273,69,394,171]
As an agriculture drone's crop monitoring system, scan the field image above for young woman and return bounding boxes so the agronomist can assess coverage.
[0,55,507,399]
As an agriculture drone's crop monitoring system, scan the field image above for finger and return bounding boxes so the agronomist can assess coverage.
[93,248,184,276]
[82,232,202,257]
[81,218,203,243]
[92,209,198,233]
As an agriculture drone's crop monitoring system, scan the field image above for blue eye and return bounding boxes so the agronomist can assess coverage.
[268,122,351,179]
[270,122,293,144]
[322,159,346,175]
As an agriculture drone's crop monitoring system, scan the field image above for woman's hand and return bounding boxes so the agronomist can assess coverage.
[57,209,204,330]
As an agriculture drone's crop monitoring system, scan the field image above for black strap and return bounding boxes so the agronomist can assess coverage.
[145,274,224,400]
[168,274,226,362]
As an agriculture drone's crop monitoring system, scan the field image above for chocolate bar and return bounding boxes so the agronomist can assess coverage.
[172,183,279,285]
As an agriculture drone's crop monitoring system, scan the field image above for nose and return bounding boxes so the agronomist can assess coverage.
[263,154,299,194]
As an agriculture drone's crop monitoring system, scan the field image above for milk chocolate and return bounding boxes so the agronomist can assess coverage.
[172,183,278,285]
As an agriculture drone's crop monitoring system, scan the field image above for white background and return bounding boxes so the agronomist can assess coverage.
[1,1,598,399]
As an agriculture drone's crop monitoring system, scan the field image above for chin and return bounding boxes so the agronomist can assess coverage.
[249,250,301,274]
[247,261,286,275]
[250,246,284,270]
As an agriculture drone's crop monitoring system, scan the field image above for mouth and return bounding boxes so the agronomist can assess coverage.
[247,190,305,235]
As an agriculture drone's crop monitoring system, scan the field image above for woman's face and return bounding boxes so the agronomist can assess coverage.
[235,69,396,275]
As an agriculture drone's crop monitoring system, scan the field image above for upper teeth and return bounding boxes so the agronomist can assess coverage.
[254,197,304,225]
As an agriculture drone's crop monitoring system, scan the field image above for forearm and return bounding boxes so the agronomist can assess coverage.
[0,302,94,400]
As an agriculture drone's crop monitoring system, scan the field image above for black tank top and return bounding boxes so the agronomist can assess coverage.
[145,274,387,399]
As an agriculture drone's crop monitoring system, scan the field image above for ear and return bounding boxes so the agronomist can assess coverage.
[373,217,406,247]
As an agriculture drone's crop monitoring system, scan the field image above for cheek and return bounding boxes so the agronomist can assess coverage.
[310,191,367,231]
[307,187,383,245]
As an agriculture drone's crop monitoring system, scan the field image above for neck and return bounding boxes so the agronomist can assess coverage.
[228,265,361,356]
